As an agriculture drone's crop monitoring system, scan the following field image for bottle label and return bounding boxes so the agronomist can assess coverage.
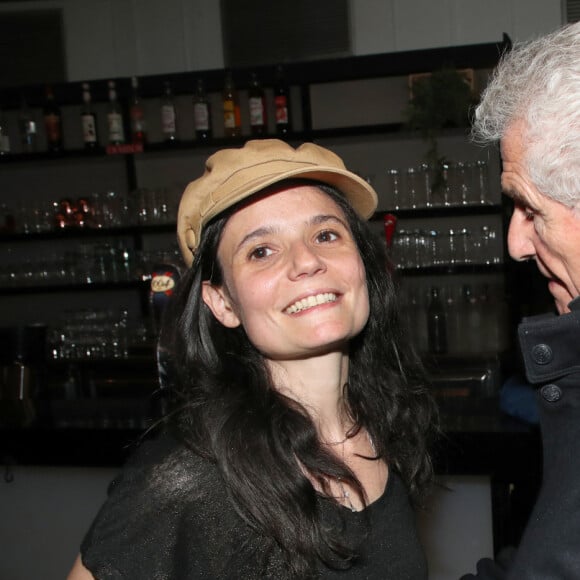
[0,134,10,153]
[249,96,265,126]
[23,120,37,136]
[82,114,97,143]
[108,112,125,142]
[161,105,176,134]
[223,100,235,129]
[130,107,146,133]
[44,113,61,143]
[275,95,288,125]
[194,103,210,131]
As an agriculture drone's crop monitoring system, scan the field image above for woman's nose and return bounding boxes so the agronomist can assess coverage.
[287,242,326,279]
[507,208,537,261]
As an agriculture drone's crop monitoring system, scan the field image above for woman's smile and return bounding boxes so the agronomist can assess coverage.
[284,291,339,314]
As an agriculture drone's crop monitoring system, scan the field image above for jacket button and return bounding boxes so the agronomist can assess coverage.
[531,343,553,365]
[541,384,562,402]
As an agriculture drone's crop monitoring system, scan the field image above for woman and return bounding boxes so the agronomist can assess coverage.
[69,139,438,579]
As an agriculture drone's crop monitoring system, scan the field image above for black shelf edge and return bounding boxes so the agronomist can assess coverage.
[371,204,501,220]
[0,126,476,161]
[0,36,511,107]
[0,147,109,163]
[0,223,175,242]
[0,280,149,295]
[46,354,157,368]
[394,263,505,276]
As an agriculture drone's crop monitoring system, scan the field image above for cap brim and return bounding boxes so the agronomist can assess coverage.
[178,164,378,266]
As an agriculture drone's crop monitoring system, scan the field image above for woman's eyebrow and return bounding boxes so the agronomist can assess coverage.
[310,214,349,228]
[235,226,277,252]
[234,214,348,253]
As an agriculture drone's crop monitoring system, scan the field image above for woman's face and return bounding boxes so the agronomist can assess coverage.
[202,185,370,361]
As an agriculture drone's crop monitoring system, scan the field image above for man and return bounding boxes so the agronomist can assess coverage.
[464,21,580,579]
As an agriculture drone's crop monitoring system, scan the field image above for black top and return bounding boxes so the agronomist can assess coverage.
[81,434,427,579]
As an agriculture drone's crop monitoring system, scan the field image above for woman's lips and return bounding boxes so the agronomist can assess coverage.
[284,292,338,314]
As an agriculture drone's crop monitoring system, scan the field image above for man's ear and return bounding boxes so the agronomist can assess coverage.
[201,281,241,328]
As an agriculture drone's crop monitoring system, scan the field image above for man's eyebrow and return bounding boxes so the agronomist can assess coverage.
[502,186,525,204]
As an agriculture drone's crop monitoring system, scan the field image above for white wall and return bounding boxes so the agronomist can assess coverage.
[0,465,116,580]
[0,0,564,81]
[350,0,563,55]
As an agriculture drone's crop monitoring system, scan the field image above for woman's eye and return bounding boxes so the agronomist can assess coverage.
[316,230,339,243]
[249,246,272,260]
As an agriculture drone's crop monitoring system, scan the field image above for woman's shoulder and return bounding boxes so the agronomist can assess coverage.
[109,431,221,505]
[80,432,237,578]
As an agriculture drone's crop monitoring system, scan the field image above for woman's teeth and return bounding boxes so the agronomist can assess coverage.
[285,293,337,314]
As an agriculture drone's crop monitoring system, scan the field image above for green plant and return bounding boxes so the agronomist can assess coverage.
[405,68,475,195]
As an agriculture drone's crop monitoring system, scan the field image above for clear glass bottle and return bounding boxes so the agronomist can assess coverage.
[458,284,481,354]
[19,98,38,153]
[193,78,211,140]
[81,82,98,149]
[222,71,241,138]
[274,65,291,135]
[248,72,267,136]
[107,80,125,145]
[427,286,448,355]
[160,80,177,142]
[405,287,428,354]
[444,284,460,354]
[129,76,146,145]
[0,105,10,155]
[43,85,62,153]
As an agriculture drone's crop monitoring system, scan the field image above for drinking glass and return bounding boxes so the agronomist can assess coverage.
[476,160,490,204]
[386,168,403,210]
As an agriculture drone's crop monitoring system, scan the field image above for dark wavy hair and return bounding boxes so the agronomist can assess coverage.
[160,180,439,577]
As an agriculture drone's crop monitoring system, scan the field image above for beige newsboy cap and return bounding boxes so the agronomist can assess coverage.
[177,139,378,266]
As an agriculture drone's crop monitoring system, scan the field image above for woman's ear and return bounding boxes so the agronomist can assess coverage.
[201,282,241,328]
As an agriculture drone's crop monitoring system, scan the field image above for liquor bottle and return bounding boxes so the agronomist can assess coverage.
[129,76,146,145]
[222,71,241,138]
[427,286,447,355]
[160,80,177,142]
[80,82,98,149]
[248,72,267,136]
[193,78,211,140]
[43,86,62,153]
[274,65,291,135]
[0,105,10,155]
[18,98,37,153]
[459,284,482,354]
[107,80,125,145]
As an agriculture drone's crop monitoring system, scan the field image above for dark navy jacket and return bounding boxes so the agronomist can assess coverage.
[464,297,580,579]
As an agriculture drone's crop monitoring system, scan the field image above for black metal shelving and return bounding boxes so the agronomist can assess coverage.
[0,38,514,440]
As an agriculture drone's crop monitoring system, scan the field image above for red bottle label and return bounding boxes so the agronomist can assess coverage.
[275,95,288,124]
[45,114,61,142]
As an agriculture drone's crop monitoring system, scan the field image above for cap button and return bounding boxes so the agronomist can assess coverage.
[531,343,553,365]
[184,228,197,252]
[540,384,562,403]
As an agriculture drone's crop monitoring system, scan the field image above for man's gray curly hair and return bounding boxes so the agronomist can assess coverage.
[472,22,580,207]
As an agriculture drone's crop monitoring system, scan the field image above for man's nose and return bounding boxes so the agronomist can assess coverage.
[507,208,536,261]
